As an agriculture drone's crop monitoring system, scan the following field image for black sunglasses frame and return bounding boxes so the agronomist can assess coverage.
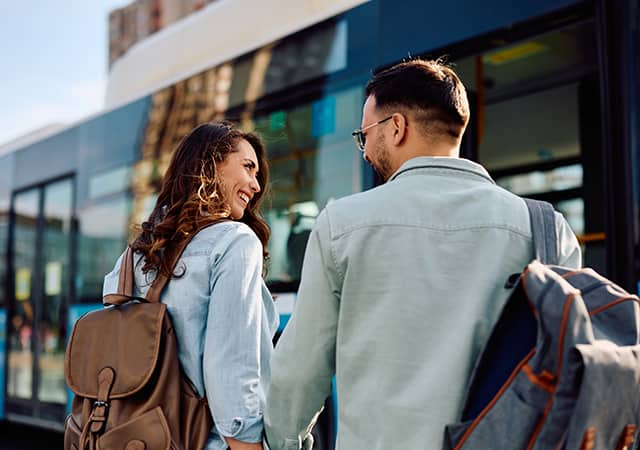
[351,116,393,151]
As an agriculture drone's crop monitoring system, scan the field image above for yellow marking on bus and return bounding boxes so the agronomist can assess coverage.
[484,42,546,65]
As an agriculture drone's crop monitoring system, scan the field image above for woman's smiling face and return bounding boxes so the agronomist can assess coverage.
[217,138,261,220]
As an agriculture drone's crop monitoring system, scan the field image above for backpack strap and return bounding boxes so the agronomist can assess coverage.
[105,221,229,306]
[103,247,139,306]
[524,198,559,265]
[145,236,194,303]
[102,238,192,306]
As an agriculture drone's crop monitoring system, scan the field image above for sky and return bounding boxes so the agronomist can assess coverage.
[0,1,129,147]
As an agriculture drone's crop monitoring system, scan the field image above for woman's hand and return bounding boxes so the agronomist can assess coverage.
[226,437,263,450]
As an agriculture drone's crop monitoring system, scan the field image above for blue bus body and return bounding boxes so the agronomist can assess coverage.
[1,1,638,448]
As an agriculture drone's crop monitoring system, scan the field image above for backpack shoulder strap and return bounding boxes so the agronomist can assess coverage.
[103,235,195,305]
[103,247,137,306]
[145,236,193,303]
[106,221,228,305]
[524,198,558,265]
[147,220,229,302]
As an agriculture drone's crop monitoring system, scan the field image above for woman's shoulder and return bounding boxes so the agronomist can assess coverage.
[196,220,257,240]
[190,221,262,254]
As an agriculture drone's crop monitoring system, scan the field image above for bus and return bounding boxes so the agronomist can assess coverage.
[0,0,637,447]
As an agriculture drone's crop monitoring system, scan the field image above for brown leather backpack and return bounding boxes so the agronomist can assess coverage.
[64,243,213,450]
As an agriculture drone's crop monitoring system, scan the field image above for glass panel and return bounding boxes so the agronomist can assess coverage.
[453,21,596,268]
[228,19,348,109]
[77,196,131,303]
[8,189,39,400]
[0,206,8,309]
[0,155,13,309]
[555,198,585,236]
[495,164,583,196]
[262,20,348,97]
[456,21,597,94]
[252,86,362,282]
[38,179,73,404]
[479,83,580,171]
[89,165,132,199]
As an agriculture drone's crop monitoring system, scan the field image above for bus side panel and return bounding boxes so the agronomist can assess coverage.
[379,0,582,64]
[0,308,5,420]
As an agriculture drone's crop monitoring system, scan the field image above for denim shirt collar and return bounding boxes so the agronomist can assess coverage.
[387,156,496,185]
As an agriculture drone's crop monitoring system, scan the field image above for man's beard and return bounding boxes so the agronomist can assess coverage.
[370,134,393,181]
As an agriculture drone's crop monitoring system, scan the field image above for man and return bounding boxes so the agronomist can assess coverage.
[265,59,581,450]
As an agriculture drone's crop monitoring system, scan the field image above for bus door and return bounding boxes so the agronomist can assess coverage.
[6,176,74,427]
[454,19,603,272]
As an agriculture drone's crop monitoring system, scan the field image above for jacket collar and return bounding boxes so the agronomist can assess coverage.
[387,156,495,184]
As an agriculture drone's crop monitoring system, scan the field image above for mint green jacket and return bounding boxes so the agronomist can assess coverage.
[265,157,581,450]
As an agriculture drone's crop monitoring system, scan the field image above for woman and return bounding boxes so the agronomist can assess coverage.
[102,122,278,450]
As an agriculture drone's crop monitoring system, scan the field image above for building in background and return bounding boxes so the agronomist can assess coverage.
[108,0,217,68]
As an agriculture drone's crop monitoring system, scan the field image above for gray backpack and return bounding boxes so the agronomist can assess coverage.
[445,199,640,450]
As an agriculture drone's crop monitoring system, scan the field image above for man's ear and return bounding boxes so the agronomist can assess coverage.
[391,113,408,146]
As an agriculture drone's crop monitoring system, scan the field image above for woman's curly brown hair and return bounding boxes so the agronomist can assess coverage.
[131,121,270,277]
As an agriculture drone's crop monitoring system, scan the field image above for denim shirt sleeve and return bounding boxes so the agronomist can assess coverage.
[203,229,267,443]
[555,211,582,269]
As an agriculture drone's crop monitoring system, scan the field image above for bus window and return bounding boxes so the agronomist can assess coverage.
[251,86,362,284]
[8,189,39,401]
[76,195,131,303]
[39,178,73,405]
[454,20,599,269]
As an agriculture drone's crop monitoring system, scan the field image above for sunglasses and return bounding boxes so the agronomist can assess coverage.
[351,116,393,151]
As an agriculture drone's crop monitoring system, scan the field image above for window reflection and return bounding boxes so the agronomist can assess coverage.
[8,189,39,400]
[555,198,585,236]
[39,179,73,404]
[229,20,348,109]
[0,210,7,308]
[77,196,131,303]
[252,86,362,283]
[496,164,583,196]
[286,202,319,280]
[89,165,132,199]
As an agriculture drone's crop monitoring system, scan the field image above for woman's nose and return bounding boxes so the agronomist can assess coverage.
[250,177,261,193]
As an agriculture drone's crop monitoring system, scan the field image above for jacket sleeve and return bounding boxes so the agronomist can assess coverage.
[554,211,582,269]
[265,209,339,450]
[204,230,267,443]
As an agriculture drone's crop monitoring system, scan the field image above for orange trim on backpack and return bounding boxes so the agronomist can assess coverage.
[525,291,578,449]
[590,295,640,316]
[526,397,555,450]
[579,427,597,450]
[560,269,583,279]
[453,349,536,450]
[556,292,578,377]
[522,365,556,393]
[616,424,637,450]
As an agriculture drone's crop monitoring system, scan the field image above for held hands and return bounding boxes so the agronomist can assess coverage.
[226,437,263,450]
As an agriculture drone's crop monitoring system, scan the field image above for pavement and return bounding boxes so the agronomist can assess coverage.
[0,422,63,449]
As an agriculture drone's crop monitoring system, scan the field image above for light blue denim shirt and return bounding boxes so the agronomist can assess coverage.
[265,157,581,450]
[103,221,279,449]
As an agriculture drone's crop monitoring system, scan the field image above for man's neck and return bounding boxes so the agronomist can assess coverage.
[392,142,459,169]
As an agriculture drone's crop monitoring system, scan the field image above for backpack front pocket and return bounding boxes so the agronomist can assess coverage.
[64,414,82,450]
[98,407,173,450]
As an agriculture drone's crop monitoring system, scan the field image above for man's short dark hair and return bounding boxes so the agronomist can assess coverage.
[365,59,470,140]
